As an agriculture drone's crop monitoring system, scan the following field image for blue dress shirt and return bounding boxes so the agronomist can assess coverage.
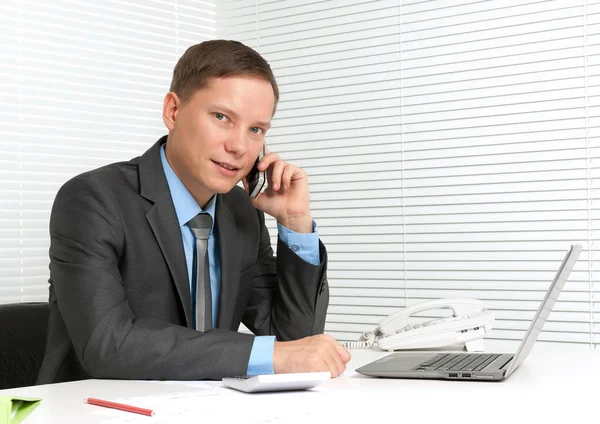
[160,144,320,375]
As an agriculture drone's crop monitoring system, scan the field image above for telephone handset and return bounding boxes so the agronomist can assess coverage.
[247,145,267,198]
[344,299,494,352]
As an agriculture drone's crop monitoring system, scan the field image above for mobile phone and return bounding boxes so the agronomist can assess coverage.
[247,145,267,198]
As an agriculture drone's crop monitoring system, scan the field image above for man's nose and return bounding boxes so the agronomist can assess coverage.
[224,129,249,155]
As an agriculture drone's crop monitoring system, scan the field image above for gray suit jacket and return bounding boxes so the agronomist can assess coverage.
[37,136,329,384]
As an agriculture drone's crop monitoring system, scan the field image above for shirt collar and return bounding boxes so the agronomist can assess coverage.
[160,143,216,231]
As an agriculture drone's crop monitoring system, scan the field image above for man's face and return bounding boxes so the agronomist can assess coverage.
[163,75,274,207]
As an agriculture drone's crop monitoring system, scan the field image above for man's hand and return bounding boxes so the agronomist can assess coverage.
[272,334,351,378]
[243,147,312,233]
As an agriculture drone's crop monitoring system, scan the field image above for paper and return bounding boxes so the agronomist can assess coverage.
[98,387,376,424]
[156,380,224,389]
[10,401,22,420]
[95,390,220,423]
[0,396,41,424]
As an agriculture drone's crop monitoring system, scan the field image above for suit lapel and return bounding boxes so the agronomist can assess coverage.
[216,194,241,330]
[140,137,193,327]
[146,202,191,326]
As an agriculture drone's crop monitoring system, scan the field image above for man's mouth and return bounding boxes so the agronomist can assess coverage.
[212,160,241,172]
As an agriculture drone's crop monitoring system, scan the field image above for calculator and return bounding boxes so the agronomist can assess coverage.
[222,372,331,393]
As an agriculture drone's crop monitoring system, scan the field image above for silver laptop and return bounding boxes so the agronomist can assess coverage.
[356,244,582,381]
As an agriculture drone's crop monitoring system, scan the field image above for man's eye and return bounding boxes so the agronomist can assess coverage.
[215,113,226,121]
[251,127,263,134]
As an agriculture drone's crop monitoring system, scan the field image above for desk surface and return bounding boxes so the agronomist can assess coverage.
[2,343,598,423]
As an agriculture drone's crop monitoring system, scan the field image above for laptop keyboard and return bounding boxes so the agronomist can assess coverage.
[412,353,501,372]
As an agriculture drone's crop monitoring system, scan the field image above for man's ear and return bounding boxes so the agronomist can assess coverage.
[162,92,180,131]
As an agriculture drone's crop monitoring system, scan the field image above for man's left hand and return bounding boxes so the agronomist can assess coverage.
[243,147,313,233]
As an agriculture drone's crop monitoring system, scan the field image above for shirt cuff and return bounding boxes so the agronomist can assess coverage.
[246,336,276,376]
[277,220,320,265]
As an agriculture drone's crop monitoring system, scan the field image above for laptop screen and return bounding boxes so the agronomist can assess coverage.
[505,244,582,376]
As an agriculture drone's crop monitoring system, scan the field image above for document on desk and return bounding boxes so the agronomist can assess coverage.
[99,387,365,423]
[156,380,224,389]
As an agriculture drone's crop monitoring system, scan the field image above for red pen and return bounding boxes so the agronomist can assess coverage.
[84,397,155,417]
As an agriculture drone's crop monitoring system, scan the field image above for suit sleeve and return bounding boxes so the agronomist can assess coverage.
[49,176,255,380]
[241,209,329,340]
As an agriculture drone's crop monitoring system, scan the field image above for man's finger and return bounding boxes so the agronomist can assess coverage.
[329,349,346,376]
[269,160,286,191]
[333,341,352,364]
[319,352,340,378]
[281,164,296,190]
[258,152,280,171]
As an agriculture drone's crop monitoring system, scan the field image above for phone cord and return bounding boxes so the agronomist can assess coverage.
[342,330,377,349]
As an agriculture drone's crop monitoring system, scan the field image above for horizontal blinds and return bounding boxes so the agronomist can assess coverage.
[219,0,598,349]
[587,0,600,348]
[0,0,216,304]
[399,0,597,348]
[217,0,407,340]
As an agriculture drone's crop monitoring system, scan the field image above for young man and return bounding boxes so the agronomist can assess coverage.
[37,40,350,384]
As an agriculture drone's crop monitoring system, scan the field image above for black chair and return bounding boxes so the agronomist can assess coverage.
[0,302,49,389]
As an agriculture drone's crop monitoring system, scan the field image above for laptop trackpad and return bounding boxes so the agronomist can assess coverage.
[359,352,433,372]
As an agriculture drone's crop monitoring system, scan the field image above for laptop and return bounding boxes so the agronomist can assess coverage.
[356,244,582,381]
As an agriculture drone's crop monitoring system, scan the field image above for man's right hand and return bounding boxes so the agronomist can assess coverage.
[272,334,351,378]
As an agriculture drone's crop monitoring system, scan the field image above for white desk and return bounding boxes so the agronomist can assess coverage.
[1,344,598,423]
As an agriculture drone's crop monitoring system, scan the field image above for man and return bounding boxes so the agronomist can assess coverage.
[37,40,350,384]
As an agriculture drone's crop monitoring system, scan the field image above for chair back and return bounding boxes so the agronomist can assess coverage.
[0,302,49,389]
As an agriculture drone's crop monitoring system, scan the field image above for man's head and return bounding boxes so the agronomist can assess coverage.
[162,40,279,207]
[169,40,279,109]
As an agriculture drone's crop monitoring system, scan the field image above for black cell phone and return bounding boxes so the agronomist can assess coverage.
[247,145,267,198]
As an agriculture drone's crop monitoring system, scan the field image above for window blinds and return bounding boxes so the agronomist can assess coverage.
[0,0,216,304]
[218,0,598,349]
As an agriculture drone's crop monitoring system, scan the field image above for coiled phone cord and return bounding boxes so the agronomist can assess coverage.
[342,330,378,349]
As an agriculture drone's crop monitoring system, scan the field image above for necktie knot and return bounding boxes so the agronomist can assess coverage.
[187,213,212,240]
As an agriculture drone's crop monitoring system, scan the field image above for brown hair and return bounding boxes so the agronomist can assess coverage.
[170,40,279,112]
